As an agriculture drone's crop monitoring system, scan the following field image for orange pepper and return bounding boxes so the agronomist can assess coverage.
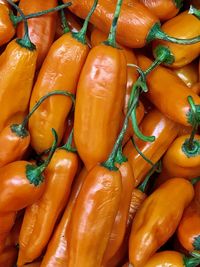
[157,134,200,181]
[137,54,200,126]
[0,212,16,253]
[129,178,194,267]
[123,109,178,187]
[143,251,200,267]
[17,0,58,68]
[41,167,88,267]
[28,1,96,153]
[153,8,200,68]
[174,61,199,88]
[177,181,200,252]
[22,263,41,267]
[0,3,37,132]
[0,246,18,267]
[102,161,134,265]
[74,1,127,171]
[65,0,200,48]
[18,134,78,265]
[139,0,182,21]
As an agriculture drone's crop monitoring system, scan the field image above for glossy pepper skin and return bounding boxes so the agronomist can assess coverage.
[18,148,78,265]
[90,27,139,114]
[137,54,200,126]
[63,0,158,48]
[129,178,194,267]
[123,109,178,187]
[143,250,200,267]
[0,161,45,212]
[74,44,127,170]
[17,0,57,68]
[153,10,200,68]
[67,165,122,267]
[0,4,16,46]
[41,167,88,267]
[102,162,134,265]
[29,33,89,153]
[0,39,37,132]
[158,134,200,181]
[139,0,182,21]
[0,246,18,267]
[177,181,200,252]
[0,212,16,253]
[174,61,199,88]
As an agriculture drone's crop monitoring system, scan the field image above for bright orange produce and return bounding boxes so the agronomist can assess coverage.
[129,178,194,267]
[0,246,18,267]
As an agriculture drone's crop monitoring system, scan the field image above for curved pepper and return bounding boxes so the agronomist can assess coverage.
[129,178,194,267]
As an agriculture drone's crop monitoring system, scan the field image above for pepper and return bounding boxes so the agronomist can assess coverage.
[129,178,194,267]
[177,181,200,252]
[0,129,57,214]
[139,0,183,21]
[102,161,134,265]
[0,90,74,168]
[74,0,127,171]
[174,61,199,88]
[41,167,88,267]
[123,108,178,187]
[0,246,18,267]
[0,212,16,253]
[153,7,200,68]
[28,0,96,154]
[137,54,200,126]
[0,1,37,132]
[18,130,78,265]
[64,0,200,48]
[22,263,41,267]
[143,251,200,267]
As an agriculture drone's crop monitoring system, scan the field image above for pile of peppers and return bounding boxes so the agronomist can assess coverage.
[0,0,200,266]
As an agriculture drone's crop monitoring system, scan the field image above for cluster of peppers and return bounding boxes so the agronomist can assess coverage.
[0,0,200,266]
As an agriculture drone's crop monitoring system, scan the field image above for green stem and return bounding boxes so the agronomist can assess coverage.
[115,146,127,164]
[102,88,139,171]
[61,128,77,153]
[104,0,123,47]
[60,8,70,34]
[138,161,162,192]
[131,137,156,168]
[147,22,200,45]
[26,129,58,186]
[191,177,200,185]
[189,5,200,20]
[73,0,98,44]
[183,253,200,267]
[10,90,75,138]
[6,0,35,50]
[10,2,72,27]
[173,0,183,9]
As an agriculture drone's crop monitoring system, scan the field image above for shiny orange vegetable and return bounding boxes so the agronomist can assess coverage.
[0,91,73,168]
[102,161,134,265]
[123,109,178,187]
[157,134,200,181]
[153,7,200,68]
[41,168,88,267]
[143,251,200,267]
[64,0,200,48]
[17,0,58,68]
[174,61,199,88]
[129,178,194,267]
[177,181,200,252]
[18,133,78,265]
[0,212,16,253]
[74,1,127,171]
[0,3,37,132]
[137,54,200,126]
[139,0,182,21]
[28,1,96,153]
